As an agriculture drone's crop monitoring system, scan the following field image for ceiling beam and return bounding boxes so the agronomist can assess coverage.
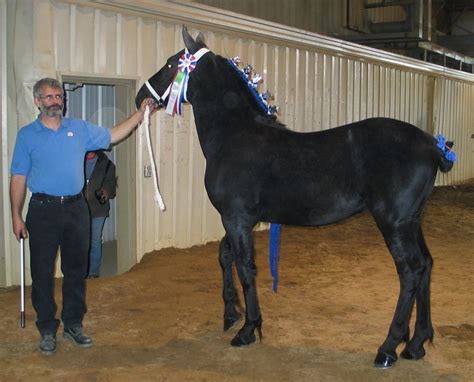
[436,34,474,56]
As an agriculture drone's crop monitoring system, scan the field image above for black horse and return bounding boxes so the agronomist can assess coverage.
[136,27,455,368]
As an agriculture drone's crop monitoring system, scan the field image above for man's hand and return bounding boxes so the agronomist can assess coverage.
[140,97,159,114]
[12,217,28,241]
[96,188,109,204]
[110,97,159,145]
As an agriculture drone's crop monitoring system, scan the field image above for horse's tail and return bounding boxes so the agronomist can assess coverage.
[434,134,456,173]
[438,153,454,173]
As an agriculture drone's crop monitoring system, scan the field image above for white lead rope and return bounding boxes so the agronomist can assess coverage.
[141,105,166,211]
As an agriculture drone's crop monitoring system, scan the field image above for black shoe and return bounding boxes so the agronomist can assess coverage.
[63,326,93,348]
[39,333,57,355]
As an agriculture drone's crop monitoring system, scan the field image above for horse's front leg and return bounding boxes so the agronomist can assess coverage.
[219,234,243,331]
[224,223,262,347]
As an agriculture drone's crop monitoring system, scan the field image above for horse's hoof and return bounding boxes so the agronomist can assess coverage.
[224,312,242,332]
[374,351,398,368]
[230,336,244,347]
[230,332,256,347]
[400,347,425,360]
[223,315,241,332]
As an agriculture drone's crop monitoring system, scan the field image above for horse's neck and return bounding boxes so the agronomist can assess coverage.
[192,97,239,159]
[190,61,256,158]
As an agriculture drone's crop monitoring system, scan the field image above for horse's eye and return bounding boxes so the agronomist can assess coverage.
[168,64,172,68]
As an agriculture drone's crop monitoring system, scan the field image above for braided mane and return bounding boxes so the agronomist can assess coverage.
[216,55,286,129]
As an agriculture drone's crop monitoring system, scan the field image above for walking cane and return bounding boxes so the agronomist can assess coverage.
[20,235,25,328]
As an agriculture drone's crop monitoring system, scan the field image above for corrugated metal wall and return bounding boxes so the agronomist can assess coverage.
[433,78,474,185]
[3,0,473,286]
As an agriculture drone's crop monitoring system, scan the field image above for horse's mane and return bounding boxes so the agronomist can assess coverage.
[216,55,288,131]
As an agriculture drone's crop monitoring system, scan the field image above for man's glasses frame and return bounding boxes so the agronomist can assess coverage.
[39,94,65,101]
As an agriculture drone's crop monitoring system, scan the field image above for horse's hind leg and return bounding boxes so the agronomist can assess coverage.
[400,223,434,360]
[222,221,262,347]
[374,221,427,368]
[219,235,243,331]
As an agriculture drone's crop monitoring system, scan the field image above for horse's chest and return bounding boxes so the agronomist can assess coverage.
[204,164,262,203]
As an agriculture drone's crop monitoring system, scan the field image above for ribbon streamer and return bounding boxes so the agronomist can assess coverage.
[269,223,282,292]
[165,48,209,116]
[166,71,186,115]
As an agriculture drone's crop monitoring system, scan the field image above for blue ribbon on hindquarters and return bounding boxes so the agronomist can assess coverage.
[436,134,457,162]
[269,223,282,292]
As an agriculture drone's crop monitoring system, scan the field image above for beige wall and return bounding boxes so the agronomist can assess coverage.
[1,0,8,287]
[1,0,473,287]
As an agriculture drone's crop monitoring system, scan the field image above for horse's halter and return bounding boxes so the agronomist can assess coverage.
[144,80,168,108]
[145,47,209,115]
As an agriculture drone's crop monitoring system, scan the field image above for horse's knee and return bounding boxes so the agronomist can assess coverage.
[220,234,231,251]
[394,254,427,286]
[235,259,257,287]
[219,235,232,268]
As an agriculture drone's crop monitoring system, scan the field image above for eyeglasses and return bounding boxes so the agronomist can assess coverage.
[39,94,64,101]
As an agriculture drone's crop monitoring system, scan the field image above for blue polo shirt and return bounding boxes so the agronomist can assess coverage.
[10,117,112,196]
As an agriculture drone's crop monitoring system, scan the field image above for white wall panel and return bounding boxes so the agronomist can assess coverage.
[434,79,474,186]
[1,0,9,287]
[2,0,473,286]
[53,3,70,72]
[74,6,95,73]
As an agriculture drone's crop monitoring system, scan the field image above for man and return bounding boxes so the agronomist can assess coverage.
[10,77,156,355]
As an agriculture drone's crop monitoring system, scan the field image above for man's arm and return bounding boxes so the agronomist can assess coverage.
[110,98,157,144]
[10,174,28,241]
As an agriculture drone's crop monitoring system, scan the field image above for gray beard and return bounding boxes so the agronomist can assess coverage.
[40,104,63,118]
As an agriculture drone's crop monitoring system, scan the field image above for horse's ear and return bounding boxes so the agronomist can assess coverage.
[182,26,196,51]
[195,32,206,46]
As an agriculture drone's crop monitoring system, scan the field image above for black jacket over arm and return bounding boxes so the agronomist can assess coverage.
[85,152,116,217]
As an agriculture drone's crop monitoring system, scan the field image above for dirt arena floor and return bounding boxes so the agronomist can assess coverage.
[0,183,473,381]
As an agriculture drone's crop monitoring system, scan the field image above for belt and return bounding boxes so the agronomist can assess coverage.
[32,192,83,204]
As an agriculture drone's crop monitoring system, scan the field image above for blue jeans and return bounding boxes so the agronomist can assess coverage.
[88,217,106,277]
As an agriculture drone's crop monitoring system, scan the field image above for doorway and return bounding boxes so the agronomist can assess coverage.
[61,76,137,277]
